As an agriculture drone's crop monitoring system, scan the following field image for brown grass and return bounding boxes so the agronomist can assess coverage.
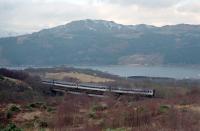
[14,111,42,122]
[49,90,200,131]
[45,72,114,83]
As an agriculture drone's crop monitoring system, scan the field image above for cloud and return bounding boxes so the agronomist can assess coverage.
[0,0,101,32]
[0,0,200,33]
[96,0,182,8]
[176,0,200,13]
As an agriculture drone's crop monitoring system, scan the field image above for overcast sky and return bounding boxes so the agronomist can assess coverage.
[1,0,200,33]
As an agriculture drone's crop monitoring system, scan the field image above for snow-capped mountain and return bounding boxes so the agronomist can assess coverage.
[0,19,200,66]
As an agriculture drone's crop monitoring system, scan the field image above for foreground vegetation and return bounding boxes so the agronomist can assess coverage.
[0,68,200,131]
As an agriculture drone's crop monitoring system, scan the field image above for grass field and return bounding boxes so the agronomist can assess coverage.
[45,72,114,83]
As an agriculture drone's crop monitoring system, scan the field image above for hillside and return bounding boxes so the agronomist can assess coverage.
[0,19,200,66]
[0,68,200,131]
[0,30,22,38]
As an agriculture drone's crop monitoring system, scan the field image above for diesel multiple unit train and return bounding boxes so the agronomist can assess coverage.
[42,80,155,97]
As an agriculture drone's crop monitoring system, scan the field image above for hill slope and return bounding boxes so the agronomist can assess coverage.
[0,19,200,66]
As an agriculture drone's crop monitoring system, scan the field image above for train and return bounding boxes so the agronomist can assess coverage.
[42,80,155,97]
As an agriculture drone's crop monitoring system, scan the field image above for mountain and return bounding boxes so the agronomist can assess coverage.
[0,30,22,38]
[0,19,200,66]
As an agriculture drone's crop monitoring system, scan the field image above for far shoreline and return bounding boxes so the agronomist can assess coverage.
[1,65,200,80]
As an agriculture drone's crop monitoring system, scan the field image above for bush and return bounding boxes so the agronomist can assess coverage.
[159,105,170,113]
[0,75,4,80]
[47,107,55,112]
[1,123,23,131]
[6,111,13,119]
[88,110,97,119]
[92,103,107,112]
[28,102,47,109]
[6,105,21,119]
[105,128,126,131]
[0,68,29,81]
[34,119,48,128]
[9,105,21,112]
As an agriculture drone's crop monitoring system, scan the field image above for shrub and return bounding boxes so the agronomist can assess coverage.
[6,105,21,119]
[28,102,46,109]
[47,107,55,112]
[0,68,29,81]
[34,119,48,128]
[0,75,4,80]
[88,110,97,119]
[24,105,33,111]
[92,103,107,112]
[137,106,145,113]
[6,111,13,119]
[105,128,126,131]
[9,105,21,112]
[159,105,170,113]
[1,123,23,131]
[88,103,107,119]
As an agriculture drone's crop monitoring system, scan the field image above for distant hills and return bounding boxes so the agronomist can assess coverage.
[0,30,22,38]
[0,19,200,66]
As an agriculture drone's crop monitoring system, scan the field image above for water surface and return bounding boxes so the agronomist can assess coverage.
[77,65,200,79]
[2,65,200,80]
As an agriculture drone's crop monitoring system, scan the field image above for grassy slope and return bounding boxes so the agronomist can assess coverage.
[0,68,200,131]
